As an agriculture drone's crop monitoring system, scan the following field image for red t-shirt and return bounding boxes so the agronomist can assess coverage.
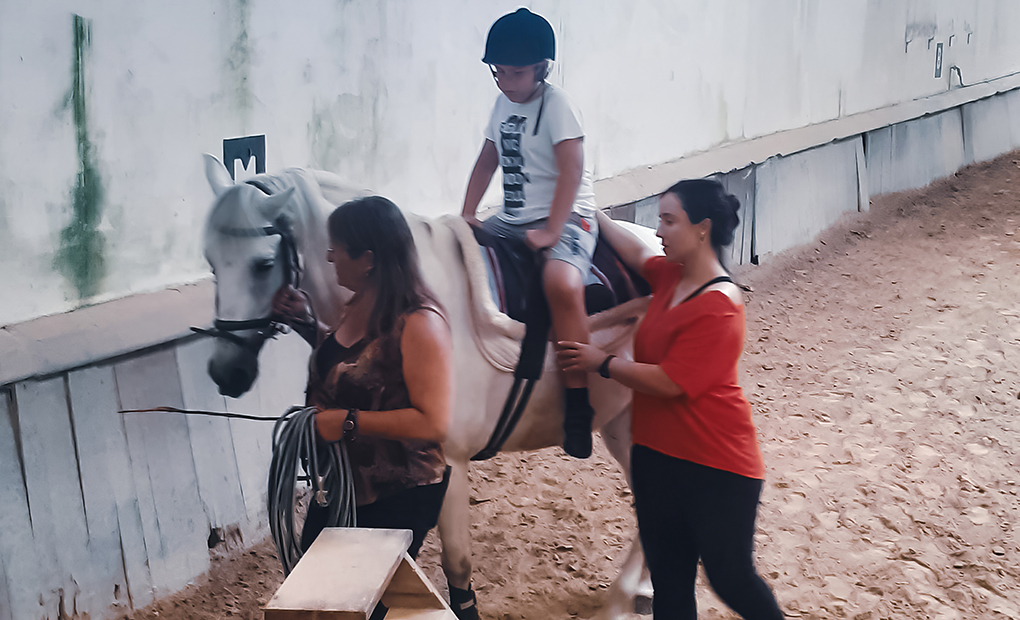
[632,256,765,479]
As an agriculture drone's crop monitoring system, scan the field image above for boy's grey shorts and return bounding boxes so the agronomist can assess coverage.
[482,212,600,284]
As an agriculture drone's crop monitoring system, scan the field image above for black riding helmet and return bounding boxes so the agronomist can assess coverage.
[482,8,555,66]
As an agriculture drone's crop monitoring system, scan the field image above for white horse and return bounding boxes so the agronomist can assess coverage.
[200,154,654,619]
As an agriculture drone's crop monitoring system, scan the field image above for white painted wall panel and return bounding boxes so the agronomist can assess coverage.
[865,109,966,196]
[963,95,1017,165]
[232,332,311,539]
[175,339,249,534]
[13,377,94,619]
[1,336,306,619]
[1008,88,1020,151]
[854,138,870,213]
[755,139,862,259]
[227,381,276,538]
[0,390,49,620]
[67,365,153,611]
[714,167,756,267]
[115,349,210,596]
[0,553,10,620]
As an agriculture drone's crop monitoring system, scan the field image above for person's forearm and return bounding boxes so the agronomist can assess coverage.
[601,356,683,399]
[545,162,582,238]
[462,142,499,219]
[545,183,579,238]
[317,406,448,443]
[595,210,656,273]
[545,138,584,238]
[462,165,494,218]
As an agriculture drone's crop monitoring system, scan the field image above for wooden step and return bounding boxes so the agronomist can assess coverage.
[264,528,456,620]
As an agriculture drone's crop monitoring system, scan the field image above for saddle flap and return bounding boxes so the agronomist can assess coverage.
[437,216,649,375]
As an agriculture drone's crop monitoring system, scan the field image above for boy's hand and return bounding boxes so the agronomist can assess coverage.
[525,228,559,251]
[462,215,482,229]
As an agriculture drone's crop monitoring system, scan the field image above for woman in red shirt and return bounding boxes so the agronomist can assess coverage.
[558,179,783,619]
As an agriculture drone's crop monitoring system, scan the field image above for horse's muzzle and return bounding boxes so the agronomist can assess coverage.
[208,342,262,398]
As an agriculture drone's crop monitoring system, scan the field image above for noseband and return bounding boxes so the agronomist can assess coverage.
[192,189,303,350]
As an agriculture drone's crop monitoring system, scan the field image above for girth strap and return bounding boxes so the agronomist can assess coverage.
[471,252,549,461]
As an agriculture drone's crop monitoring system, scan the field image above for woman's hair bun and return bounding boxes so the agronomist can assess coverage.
[663,178,741,251]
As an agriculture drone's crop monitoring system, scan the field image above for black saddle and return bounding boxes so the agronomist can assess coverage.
[468,224,650,461]
[471,225,650,324]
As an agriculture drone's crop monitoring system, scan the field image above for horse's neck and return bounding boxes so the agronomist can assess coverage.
[285,171,349,328]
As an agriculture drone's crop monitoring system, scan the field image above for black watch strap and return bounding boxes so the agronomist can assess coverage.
[342,408,359,439]
[598,355,616,379]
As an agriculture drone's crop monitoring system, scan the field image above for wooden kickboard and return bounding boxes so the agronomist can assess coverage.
[264,528,456,620]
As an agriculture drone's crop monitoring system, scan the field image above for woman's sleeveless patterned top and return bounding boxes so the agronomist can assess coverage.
[305,311,447,506]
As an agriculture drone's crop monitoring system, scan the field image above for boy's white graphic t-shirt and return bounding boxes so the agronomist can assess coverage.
[484,83,597,225]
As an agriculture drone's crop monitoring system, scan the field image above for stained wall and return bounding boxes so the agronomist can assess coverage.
[3,1,1020,325]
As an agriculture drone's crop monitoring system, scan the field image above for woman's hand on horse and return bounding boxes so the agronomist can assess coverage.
[271,285,311,325]
[556,341,606,373]
[463,215,483,229]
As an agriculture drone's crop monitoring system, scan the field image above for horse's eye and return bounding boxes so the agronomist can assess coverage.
[252,258,275,275]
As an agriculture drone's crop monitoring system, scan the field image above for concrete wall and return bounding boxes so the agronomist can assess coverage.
[3,0,1020,326]
[617,91,1020,264]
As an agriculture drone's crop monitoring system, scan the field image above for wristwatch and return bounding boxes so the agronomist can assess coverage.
[342,408,359,439]
[598,355,616,379]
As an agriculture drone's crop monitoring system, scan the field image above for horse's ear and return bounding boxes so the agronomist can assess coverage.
[260,187,296,221]
[204,153,234,197]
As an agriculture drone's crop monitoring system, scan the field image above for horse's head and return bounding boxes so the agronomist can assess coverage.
[201,154,298,397]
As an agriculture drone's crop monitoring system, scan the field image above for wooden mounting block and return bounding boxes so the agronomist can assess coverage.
[264,528,457,620]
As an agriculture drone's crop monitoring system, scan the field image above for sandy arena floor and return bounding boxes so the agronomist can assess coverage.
[125,151,1020,620]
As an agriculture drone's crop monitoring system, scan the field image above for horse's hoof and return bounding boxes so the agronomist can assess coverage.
[634,594,653,616]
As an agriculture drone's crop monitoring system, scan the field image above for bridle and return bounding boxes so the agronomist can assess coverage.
[192,183,304,350]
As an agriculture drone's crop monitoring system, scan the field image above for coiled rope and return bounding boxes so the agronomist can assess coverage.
[269,406,357,575]
[122,404,357,575]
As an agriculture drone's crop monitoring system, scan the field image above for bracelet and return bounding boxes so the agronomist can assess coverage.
[342,408,359,439]
[598,355,616,379]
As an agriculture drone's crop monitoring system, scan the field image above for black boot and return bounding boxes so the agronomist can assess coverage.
[563,387,594,459]
[449,585,480,620]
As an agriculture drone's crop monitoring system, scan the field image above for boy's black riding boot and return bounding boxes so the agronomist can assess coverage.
[563,387,594,459]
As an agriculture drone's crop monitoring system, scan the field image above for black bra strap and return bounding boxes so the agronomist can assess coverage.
[681,276,734,304]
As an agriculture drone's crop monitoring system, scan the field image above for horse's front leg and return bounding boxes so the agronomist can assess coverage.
[598,407,654,619]
[437,458,479,620]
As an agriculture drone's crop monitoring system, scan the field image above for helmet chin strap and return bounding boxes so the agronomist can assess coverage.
[532,82,546,136]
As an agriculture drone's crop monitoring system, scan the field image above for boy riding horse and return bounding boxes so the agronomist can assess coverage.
[461,8,599,460]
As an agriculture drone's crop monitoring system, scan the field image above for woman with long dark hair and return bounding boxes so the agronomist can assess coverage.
[272,196,452,565]
[557,179,783,619]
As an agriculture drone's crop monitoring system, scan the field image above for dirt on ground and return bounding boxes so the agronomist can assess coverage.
[124,151,1020,620]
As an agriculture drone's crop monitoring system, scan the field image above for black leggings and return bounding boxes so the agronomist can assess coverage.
[300,467,450,559]
[631,445,783,620]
